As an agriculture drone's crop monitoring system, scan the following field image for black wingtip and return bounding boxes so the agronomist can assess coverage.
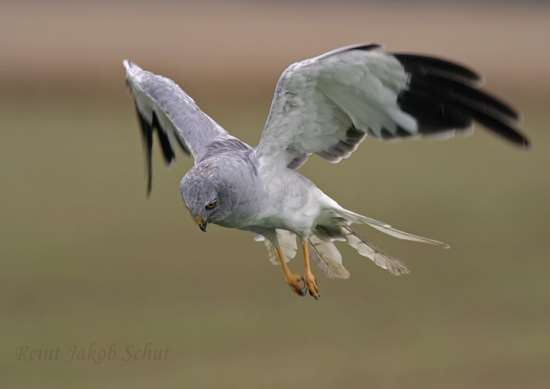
[133,103,179,196]
[393,53,481,82]
[146,177,152,197]
[502,132,531,149]
[134,102,154,196]
[392,52,531,149]
[152,112,176,165]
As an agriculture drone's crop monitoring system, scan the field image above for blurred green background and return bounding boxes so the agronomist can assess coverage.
[1,1,549,388]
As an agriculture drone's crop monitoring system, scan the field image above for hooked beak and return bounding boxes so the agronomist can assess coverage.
[193,215,208,232]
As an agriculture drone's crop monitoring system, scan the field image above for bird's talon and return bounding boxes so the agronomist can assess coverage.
[288,274,307,296]
[305,273,320,299]
[297,276,307,296]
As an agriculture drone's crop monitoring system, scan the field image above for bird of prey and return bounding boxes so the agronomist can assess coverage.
[123,44,529,299]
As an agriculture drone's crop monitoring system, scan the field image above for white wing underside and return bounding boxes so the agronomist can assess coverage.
[255,45,418,169]
[254,44,527,171]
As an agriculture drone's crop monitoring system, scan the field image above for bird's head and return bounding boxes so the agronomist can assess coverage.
[179,162,235,232]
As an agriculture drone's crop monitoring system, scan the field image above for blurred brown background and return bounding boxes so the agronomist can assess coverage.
[1,1,549,388]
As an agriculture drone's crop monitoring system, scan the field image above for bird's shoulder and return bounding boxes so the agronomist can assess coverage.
[198,136,252,162]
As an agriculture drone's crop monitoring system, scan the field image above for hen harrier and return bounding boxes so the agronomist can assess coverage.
[123,44,529,299]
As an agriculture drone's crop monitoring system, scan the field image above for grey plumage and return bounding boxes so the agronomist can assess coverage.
[123,44,528,280]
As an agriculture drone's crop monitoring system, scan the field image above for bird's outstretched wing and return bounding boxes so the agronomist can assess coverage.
[123,60,231,194]
[255,44,529,169]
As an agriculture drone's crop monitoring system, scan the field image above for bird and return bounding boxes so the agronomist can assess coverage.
[123,44,529,299]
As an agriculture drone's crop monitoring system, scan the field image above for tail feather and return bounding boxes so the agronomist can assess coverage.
[342,226,409,275]
[339,209,450,248]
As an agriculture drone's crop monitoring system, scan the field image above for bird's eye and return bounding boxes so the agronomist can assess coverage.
[205,201,217,210]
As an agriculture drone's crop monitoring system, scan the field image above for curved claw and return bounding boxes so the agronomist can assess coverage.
[289,275,307,297]
[305,274,320,300]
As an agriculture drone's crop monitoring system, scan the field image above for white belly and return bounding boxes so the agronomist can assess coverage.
[257,170,323,234]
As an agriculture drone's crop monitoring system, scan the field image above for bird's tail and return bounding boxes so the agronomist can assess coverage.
[337,208,449,248]
[307,207,449,277]
[255,208,448,279]
[307,223,410,277]
[339,225,411,275]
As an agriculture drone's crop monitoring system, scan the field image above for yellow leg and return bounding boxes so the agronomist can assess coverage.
[302,240,320,299]
[275,247,306,297]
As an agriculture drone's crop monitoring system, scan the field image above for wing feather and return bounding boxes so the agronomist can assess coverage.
[124,60,230,193]
[255,44,529,170]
